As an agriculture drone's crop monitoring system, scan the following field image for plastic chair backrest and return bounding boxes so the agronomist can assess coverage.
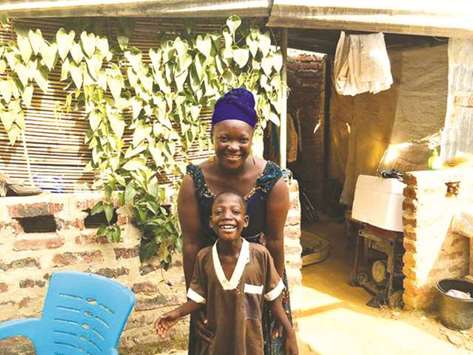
[36,271,135,355]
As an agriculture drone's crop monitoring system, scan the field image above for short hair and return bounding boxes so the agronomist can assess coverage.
[212,191,247,212]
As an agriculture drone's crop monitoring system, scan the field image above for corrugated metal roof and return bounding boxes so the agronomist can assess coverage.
[268,0,473,38]
[0,0,270,18]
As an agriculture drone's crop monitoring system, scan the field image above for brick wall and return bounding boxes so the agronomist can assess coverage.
[0,180,302,352]
[287,50,326,207]
[402,168,473,310]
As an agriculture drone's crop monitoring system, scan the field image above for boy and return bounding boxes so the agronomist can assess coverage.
[155,191,298,355]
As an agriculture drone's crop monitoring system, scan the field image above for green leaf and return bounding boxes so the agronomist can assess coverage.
[15,63,29,87]
[226,15,241,37]
[40,42,58,71]
[246,35,259,57]
[70,42,84,64]
[132,121,151,146]
[28,29,44,55]
[0,59,6,74]
[109,113,125,138]
[56,28,75,60]
[122,157,147,171]
[125,51,142,72]
[124,183,137,205]
[149,48,162,71]
[140,240,157,261]
[147,178,159,198]
[88,111,102,131]
[96,37,109,56]
[69,62,83,89]
[174,68,188,91]
[196,35,212,57]
[261,55,273,76]
[117,35,129,51]
[0,80,12,103]
[80,31,96,58]
[173,37,188,58]
[223,29,233,49]
[107,76,122,101]
[273,52,283,72]
[90,201,104,215]
[149,144,165,167]
[259,32,271,57]
[60,57,70,81]
[131,97,143,119]
[6,123,21,145]
[33,66,48,93]
[85,54,102,79]
[125,142,147,159]
[22,85,34,107]
[104,203,114,223]
[5,50,19,70]
[16,27,32,63]
[0,110,15,131]
[233,48,249,68]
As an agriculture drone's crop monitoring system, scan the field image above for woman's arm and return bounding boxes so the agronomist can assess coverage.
[270,296,298,355]
[178,175,204,288]
[265,178,290,276]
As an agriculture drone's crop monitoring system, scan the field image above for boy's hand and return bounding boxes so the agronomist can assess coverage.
[285,330,299,355]
[154,311,179,337]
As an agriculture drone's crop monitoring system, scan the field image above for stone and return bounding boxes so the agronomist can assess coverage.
[13,237,64,251]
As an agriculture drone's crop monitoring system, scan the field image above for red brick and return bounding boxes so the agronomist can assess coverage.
[75,234,109,245]
[53,251,104,266]
[132,282,158,294]
[0,283,7,293]
[79,251,103,263]
[19,297,31,308]
[1,257,41,270]
[13,237,64,251]
[53,252,78,266]
[114,247,139,259]
[403,187,417,199]
[19,279,46,288]
[8,202,62,218]
[93,267,129,278]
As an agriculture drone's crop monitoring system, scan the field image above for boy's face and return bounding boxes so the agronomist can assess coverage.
[210,193,249,242]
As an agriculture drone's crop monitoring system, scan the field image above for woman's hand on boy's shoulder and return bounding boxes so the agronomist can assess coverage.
[285,329,299,355]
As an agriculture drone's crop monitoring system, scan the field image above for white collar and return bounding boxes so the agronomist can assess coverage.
[212,238,250,290]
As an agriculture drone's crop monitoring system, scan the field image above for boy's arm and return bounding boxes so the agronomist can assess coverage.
[168,300,204,319]
[270,296,298,355]
[155,300,204,337]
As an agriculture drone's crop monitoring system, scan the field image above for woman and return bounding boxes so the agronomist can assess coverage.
[178,88,291,354]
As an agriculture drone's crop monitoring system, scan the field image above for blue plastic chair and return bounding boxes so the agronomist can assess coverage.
[0,271,136,355]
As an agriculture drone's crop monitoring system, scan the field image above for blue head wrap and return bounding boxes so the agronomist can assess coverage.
[211,88,257,128]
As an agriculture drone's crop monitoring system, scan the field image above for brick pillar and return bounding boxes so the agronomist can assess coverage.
[402,169,473,310]
[284,178,303,317]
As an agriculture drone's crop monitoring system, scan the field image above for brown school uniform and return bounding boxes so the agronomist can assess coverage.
[187,239,284,355]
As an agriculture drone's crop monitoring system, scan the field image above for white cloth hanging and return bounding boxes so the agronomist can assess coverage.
[333,31,393,96]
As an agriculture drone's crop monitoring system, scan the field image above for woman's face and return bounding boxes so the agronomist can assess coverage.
[212,119,254,171]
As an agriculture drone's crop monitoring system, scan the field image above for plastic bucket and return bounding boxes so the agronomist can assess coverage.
[436,278,473,330]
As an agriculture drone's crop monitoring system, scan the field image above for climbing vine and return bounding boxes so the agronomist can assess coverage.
[0,16,283,267]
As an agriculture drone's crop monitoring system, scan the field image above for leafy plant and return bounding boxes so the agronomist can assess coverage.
[0,16,283,267]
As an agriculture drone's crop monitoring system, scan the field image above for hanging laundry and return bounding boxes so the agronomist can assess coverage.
[333,31,393,96]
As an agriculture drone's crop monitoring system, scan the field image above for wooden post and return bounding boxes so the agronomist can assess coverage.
[280,28,288,169]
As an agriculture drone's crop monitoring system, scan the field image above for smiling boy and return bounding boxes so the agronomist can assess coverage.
[155,191,298,355]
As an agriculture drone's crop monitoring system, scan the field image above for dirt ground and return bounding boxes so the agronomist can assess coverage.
[297,218,473,355]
